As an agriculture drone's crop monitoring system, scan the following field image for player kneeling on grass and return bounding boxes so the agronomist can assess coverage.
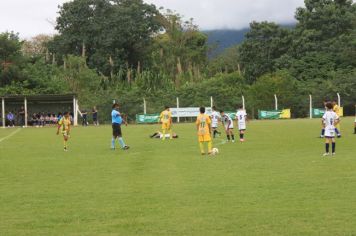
[150,131,178,139]
[111,103,129,150]
[56,111,71,151]
[220,110,235,142]
[236,104,247,142]
[322,102,340,157]
[159,106,173,141]
[196,107,213,155]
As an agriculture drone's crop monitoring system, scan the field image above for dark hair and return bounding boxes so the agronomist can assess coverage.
[220,110,224,113]
[326,102,333,110]
[237,104,243,109]
[200,107,205,113]
[64,111,69,115]
[112,103,119,109]
[212,106,216,110]
[165,106,169,109]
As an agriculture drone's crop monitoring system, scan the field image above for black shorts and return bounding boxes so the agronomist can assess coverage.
[112,123,122,137]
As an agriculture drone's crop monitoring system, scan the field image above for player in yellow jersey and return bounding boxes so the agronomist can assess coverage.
[159,106,173,140]
[57,111,71,151]
[332,100,341,138]
[196,107,213,155]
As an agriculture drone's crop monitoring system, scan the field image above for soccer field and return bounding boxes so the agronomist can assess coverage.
[1,118,356,236]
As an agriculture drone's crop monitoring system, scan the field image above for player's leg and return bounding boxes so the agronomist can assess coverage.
[323,138,331,156]
[225,126,230,141]
[111,124,117,149]
[320,127,325,138]
[199,141,205,155]
[117,126,129,150]
[230,129,235,142]
[335,124,341,138]
[169,125,173,140]
[354,121,356,134]
[207,140,212,154]
[63,133,69,151]
[331,138,336,155]
[240,130,245,142]
[162,123,167,140]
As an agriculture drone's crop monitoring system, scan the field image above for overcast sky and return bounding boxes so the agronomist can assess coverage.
[0,0,305,38]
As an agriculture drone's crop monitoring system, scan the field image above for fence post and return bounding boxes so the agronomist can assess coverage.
[274,94,278,110]
[1,97,5,128]
[24,97,28,127]
[337,93,341,106]
[176,97,180,123]
[309,94,313,119]
[242,95,245,110]
[143,98,147,115]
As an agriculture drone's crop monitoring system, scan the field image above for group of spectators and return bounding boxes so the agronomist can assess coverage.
[0,106,99,127]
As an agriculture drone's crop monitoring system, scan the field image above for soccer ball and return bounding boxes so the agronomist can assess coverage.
[212,148,219,155]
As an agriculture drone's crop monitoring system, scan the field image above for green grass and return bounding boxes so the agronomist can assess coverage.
[1,118,356,236]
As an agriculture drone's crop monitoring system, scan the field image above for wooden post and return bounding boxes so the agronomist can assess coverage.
[337,93,341,106]
[143,98,147,115]
[242,95,245,110]
[210,96,213,108]
[274,94,278,110]
[73,96,78,126]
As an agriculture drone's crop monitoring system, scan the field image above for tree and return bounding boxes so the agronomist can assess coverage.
[49,0,162,76]
[238,22,292,83]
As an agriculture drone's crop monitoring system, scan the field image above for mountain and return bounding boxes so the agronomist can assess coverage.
[204,24,295,58]
[204,29,249,57]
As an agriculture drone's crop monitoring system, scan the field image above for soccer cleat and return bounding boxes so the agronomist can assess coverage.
[320,135,324,138]
[332,153,336,156]
[232,140,235,143]
[64,147,68,152]
[337,135,341,138]
[322,153,330,157]
[123,146,130,150]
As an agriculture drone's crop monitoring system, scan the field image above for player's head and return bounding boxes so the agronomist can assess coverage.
[220,110,225,115]
[64,111,70,118]
[165,106,170,111]
[200,107,205,114]
[325,102,333,110]
[212,106,216,111]
[237,104,243,109]
[332,100,337,106]
[112,103,119,110]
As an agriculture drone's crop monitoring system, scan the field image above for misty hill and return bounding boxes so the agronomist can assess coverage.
[205,24,295,57]
[204,29,249,57]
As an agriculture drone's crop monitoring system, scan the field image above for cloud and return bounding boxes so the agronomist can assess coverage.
[0,0,305,38]
[146,0,305,30]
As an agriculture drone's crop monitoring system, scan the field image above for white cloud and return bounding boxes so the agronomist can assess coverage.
[0,0,305,38]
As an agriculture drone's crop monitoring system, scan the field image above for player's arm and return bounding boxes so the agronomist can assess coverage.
[123,114,128,126]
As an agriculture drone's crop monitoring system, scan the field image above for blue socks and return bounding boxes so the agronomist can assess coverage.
[118,137,126,149]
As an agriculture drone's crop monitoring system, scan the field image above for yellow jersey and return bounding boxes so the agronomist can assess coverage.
[333,105,341,116]
[58,117,71,132]
[160,110,172,124]
[196,114,211,136]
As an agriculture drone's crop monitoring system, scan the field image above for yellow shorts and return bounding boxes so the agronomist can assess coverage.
[61,130,69,136]
[198,134,211,142]
[162,123,171,130]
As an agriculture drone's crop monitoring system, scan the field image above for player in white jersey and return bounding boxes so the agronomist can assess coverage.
[322,102,340,156]
[236,104,247,142]
[220,110,235,142]
[210,106,221,138]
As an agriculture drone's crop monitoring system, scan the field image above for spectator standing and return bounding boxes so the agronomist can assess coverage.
[92,106,98,126]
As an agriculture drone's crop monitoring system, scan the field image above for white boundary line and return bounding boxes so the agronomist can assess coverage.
[0,129,21,143]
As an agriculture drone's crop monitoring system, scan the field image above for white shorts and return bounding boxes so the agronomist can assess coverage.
[238,123,246,130]
[224,124,233,130]
[212,122,218,128]
[325,127,336,138]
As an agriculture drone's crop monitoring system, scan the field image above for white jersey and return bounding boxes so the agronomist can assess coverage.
[236,109,247,130]
[322,110,339,138]
[211,111,221,128]
[222,114,233,129]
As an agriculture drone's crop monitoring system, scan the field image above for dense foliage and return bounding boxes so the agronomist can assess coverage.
[0,0,355,121]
